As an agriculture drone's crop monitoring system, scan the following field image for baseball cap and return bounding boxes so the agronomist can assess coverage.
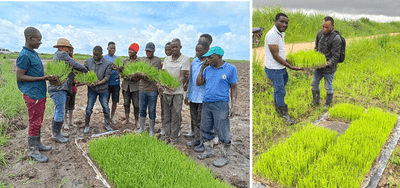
[203,46,224,57]
[145,42,155,52]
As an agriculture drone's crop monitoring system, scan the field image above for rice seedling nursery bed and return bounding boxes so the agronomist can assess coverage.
[88,133,232,188]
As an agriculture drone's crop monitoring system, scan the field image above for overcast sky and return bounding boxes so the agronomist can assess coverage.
[253,0,400,21]
[0,1,250,60]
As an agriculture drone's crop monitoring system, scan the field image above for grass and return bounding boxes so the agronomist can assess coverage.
[286,50,326,68]
[45,60,72,82]
[121,61,159,81]
[89,133,231,188]
[158,70,181,89]
[74,70,98,84]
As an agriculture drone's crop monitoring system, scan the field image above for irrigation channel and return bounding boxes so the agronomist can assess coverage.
[0,58,250,187]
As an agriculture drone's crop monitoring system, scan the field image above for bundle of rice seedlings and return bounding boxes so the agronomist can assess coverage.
[158,70,181,89]
[74,70,98,84]
[121,61,159,81]
[114,57,124,67]
[287,50,326,68]
[45,60,71,82]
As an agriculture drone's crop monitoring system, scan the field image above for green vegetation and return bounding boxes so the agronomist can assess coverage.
[113,57,124,67]
[329,103,365,121]
[286,50,326,68]
[253,6,400,46]
[74,70,98,84]
[158,70,181,89]
[45,60,71,82]
[121,61,159,81]
[89,133,231,188]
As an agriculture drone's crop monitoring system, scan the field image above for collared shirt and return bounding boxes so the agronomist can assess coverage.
[140,56,162,92]
[84,57,112,93]
[104,54,120,86]
[162,54,190,95]
[315,29,342,74]
[264,25,286,70]
[186,57,206,103]
[121,57,140,92]
[202,61,238,102]
[16,46,47,100]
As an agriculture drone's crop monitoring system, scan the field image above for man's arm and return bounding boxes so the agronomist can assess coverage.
[327,35,342,66]
[178,70,189,83]
[228,83,237,119]
[196,63,208,86]
[16,68,52,82]
[269,45,302,70]
[61,52,88,73]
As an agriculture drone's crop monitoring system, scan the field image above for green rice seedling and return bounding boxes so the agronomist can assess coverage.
[89,133,231,188]
[44,60,71,82]
[113,57,124,67]
[121,61,159,81]
[286,50,326,68]
[329,103,365,121]
[158,70,181,89]
[74,70,98,84]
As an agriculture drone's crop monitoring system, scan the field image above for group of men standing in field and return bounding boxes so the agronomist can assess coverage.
[265,13,342,124]
[17,26,237,168]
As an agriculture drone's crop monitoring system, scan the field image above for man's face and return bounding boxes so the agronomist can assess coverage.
[146,50,154,58]
[60,46,70,53]
[207,54,221,67]
[128,48,137,57]
[29,33,42,49]
[322,20,334,35]
[108,44,116,56]
[275,16,289,33]
[93,51,103,61]
[165,45,172,56]
[170,42,181,56]
[195,45,207,59]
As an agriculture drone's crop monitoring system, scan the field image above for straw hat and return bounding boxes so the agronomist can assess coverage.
[53,38,72,48]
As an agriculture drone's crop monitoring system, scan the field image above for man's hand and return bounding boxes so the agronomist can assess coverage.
[318,64,328,69]
[184,97,189,106]
[289,66,304,71]
[43,75,55,80]
[228,103,236,119]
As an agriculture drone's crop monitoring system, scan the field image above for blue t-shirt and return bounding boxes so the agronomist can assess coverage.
[202,61,238,102]
[104,54,120,85]
[16,47,47,100]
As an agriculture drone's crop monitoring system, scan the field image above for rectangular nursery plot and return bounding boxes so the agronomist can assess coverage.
[89,133,231,188]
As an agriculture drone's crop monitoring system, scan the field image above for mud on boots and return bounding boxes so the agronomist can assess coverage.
[104,114,113,131]
[213,142,231,167]
[51,119,69,143]
[277,105,295,125]
[84,115,91,134]
[38,130,51,151]
[149,119,155,136]
[325,93,333,107]
[51,118,69,138]
[197,140,215,160]
[28,136,49,162]
[137,117,146,133]
[309,89,320,106]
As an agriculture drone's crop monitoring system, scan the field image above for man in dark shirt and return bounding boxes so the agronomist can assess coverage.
[310,16,342,107]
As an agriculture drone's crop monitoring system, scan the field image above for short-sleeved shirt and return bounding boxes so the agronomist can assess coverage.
[121,57,140,92]
[162,54,190,95]
[186,57,206,103]
[104,54,120,86]
[265,25,286,70]
[84,57,112,93]
[202,61,238,102]
[16,46,47,100]
[140,56,162,92]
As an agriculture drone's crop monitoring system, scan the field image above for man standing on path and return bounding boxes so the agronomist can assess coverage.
[310,16,342,107]
[49,38,88,142]
[137,42,162,136]
[84,46,113,133]
[16,27,53,162]
[196,46,237,168]
[103,41,120,124]
[264,13,302,125]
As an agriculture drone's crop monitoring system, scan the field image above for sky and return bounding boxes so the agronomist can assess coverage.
[253,0,400,22]
[0,1,251,60]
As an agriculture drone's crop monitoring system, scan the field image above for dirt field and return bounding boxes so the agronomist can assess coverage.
[0,60,250,187]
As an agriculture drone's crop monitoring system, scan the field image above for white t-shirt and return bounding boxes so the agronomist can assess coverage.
[162,54,190,94]
[264,25,286,69]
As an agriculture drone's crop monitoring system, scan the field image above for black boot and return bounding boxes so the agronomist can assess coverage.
[28,136,49,162]
[194,139,205,152]
[52,118,68,137]
[104,114,113,131]
[325,93,333,107]
[309,89,320,106]
[277,105,295,125]
[52,121,69,143]
[84,115,91,134]
[137,117,146,133]
[149,119,155,136]
[187,139,201,146]
[197,140,215,160]
[38,130,51,151]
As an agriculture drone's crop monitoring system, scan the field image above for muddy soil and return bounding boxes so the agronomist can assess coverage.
[0,60,250,188]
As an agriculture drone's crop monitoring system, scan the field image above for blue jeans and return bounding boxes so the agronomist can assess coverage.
[49,90,67,122]
[139,91,158,120]
[265,67,288,107]
[311,69,335,94]
[86,90,110,116]
[200,101,230,144]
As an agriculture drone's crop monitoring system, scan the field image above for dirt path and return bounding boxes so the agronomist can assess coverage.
[0,60,250,187]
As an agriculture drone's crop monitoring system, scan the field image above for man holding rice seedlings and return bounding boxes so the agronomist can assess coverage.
[84,45,113,133]
[103,41,120,124]
[49,38,88,143]
[264,13,302,125]
[160,38,190,144]
[121,43,141,128]
[137,42,162,136]
[196,46,237,168]
[16,27,54,162]
[310,16,342,107]
[184,41,209,151]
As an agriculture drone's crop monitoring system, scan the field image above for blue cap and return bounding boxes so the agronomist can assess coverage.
[203,46,224,57]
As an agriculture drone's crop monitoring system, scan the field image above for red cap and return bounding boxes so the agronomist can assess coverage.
[129,43,139,53]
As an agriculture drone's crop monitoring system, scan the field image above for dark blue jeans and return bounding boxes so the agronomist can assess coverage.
[139,91,158,120]
[86,90,110,116]
[200,101,230,144]
[265,67,288,107]
[311,69,335,94]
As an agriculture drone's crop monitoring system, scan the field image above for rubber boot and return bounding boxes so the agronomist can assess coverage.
[197,140,215,160]
[194,139,205,152]
[52,118,68,137]
[149,119,155,136]
[325,93,333,107]
[28,136,49,162]
[68,110,78,127]
[137,117,146,133]
[84,115,91,134]
[277,105,295,125]
[52,120,69,143]
[187,126,200,146]
[38,130,51,151]
[183,131,194,138]
[213,142,230,167]
[63,111,70,130]
[309,89,320,106]
[104,114,113,131]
